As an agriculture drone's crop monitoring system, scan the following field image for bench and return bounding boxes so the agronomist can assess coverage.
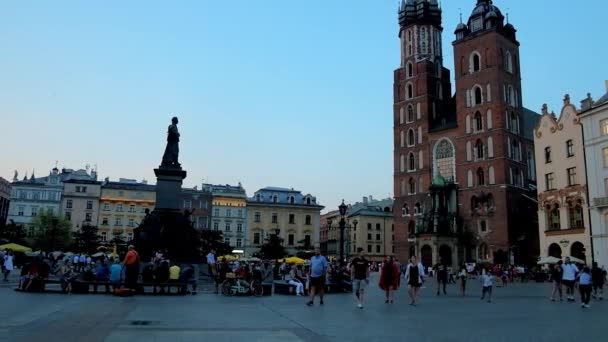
[273,280,297,295]
[16,279,191,295]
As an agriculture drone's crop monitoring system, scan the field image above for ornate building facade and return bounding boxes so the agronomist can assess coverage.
[7,167,72,230]
[579,82,608,267]
[535,97,590,264]
[204,183,248,249]
[246,187,323,256]
[393,0,539,267]
[61,169,101,231]
[98,178,156,243]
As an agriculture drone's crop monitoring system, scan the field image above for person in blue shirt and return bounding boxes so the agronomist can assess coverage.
[306,248,328,306]
[109,260,123,289]
[578,266,593,308]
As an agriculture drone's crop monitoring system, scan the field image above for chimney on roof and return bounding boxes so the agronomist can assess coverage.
[581,93,594,111]
[369,195,373,202]
[362,196,368,204]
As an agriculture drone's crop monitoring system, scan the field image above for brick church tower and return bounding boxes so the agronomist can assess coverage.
[394,0,539,267]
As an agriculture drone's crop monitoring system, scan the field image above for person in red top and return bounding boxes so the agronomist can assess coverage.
[378,256,400,304]
[123,245,140,290]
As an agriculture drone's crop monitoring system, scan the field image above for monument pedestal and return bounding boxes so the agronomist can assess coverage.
[154,167,187,211]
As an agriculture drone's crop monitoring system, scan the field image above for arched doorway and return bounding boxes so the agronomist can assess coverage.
[570,242,585,261]
[439,244,453,266]
[421,245,433,268]
[548,243,562,259]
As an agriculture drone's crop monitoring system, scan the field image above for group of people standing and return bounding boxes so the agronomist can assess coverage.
[549,257,606,308]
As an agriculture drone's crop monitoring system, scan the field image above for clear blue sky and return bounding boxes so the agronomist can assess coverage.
[1,0,607,212]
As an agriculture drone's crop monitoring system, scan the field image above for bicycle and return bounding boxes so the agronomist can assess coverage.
[220,273,264,297]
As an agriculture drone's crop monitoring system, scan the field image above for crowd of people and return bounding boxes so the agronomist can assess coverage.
[547,257,607,308]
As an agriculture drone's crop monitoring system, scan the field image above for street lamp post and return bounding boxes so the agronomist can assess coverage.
[327,200,358,265]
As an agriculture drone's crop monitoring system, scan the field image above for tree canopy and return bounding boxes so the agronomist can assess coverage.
[28,210,72,252]
[0,220,28,245]
[200,229,232,256]
[254,233,287,260]
[72,224,100,254]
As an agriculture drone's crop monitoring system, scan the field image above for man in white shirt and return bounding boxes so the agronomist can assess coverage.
[206,249,216,276]
[561,257,579,302]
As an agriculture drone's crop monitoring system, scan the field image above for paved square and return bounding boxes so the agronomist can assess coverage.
[0,275,604,342]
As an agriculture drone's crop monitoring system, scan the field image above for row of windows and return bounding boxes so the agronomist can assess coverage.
[252,232,312,246]
[401,203,422,216]
[254,194,315,205]
[212,222,244,232]
[15,190,61,201]
[544,140,576,163]
[545,199,584,230]
[102,203,149,213]
[101,217,137,227]
[399,127,421,148]
[183,200,208,209]
[213,208,244,218]
[66,199,95,210]
[253,212,312,225]
[64,211,93,223]
[15,206,55,217]
[464,50,516,75]
[545,167,578,191]
[399,151,423,173]
[400,177,422,196]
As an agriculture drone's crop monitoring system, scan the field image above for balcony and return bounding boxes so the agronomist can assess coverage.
[593,197,608,207]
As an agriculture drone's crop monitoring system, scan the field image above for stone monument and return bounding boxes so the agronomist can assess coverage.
[133,116,201,262]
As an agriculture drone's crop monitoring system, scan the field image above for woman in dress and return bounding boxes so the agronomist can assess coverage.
[2,250,14,282]
[379,256,399,303]
[405,255,424,305]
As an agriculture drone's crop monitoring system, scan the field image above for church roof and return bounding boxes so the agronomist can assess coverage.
[521,107,542,141]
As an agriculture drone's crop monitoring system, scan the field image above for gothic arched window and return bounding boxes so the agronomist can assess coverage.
[433,139,455,182]
[470,52,481,73]
[408,152,416,171]
[409,178,416,194]
[407,129,415,147]
[475,139,484,160]
[474,111,483,131]
[407,62,414,78]
[407,105,415,122]
[477,167,485,186]
[474,86,483,105]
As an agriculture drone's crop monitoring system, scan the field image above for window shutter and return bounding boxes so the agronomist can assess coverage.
[466,115,471,133]
[486,110,493,129]
[419,150,424,169]
[488,137,494,158]
[418,126,422,144]
[507,137,512,159]
[466,141,472,161]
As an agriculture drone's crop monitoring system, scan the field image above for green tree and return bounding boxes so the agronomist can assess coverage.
[29,210,72,252]
[72,224,100,254]
[295,238,314,259]
[200,229,232,256]
[255,233,287,260]
[0,220,28,245]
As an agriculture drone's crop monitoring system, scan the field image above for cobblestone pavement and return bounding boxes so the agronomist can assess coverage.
[0,274,605,342]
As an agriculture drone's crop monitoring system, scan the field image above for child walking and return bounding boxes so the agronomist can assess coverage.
[480,268,493,303]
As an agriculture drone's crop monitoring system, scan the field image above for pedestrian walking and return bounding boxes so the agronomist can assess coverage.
[561,257,579,302]
[404,255,424,306]
[435,259,448,296]
[379,256,399,304]
[591,262,605,300]
[306,248,328,306]
[550,261,563,302]
[578,266,592,308]
[458,266,467,296]
[480,268,494,303]
[350,248,370,309]
[2,250,14,282]
[206,249,216,277]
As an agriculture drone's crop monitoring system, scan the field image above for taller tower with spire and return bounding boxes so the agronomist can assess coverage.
[393,0,454,262]
[393,0,539,267]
